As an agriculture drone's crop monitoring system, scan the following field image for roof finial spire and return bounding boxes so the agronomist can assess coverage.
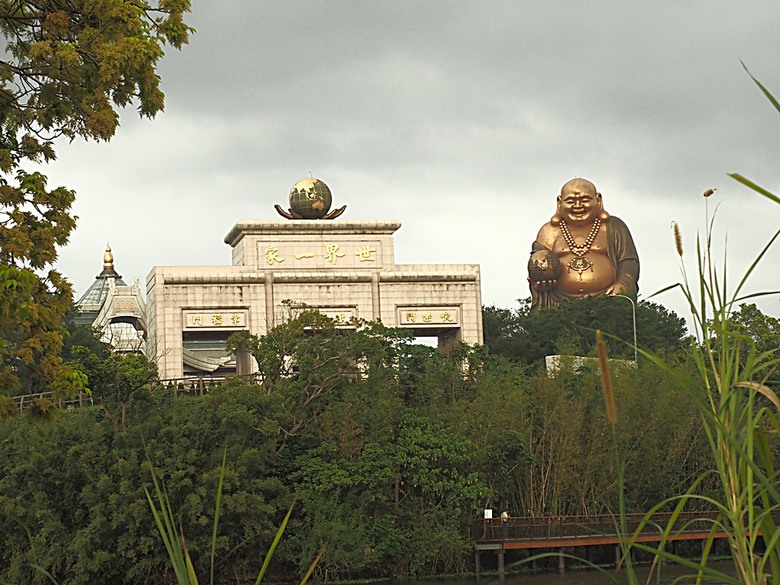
[103,243,114,270]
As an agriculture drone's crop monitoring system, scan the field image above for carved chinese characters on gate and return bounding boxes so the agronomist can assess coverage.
[398,307,460,327]
[183,310,248,329]
[258,241,380,268]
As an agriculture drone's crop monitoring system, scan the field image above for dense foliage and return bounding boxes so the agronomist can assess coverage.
[0,312,717,584]
[483,296,688,366]
[0,1,191,395]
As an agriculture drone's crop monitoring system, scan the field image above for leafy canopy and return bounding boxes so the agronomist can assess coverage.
[483,296,688,366]
[0,1,192,393]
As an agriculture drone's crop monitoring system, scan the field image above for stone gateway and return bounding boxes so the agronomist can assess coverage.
[145,179,483,379]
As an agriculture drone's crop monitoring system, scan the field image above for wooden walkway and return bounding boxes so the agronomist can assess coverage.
[478,511,726,548]
[475,511,745,575]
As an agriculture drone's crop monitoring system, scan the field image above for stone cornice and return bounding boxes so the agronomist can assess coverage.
[224,220,402,246]
[158,269,479,286]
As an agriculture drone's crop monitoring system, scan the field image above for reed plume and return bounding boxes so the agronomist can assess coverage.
[596,330,617,425]
[672,221,683,257]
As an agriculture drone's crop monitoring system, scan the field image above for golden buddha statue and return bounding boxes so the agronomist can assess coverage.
[528,178,639,310]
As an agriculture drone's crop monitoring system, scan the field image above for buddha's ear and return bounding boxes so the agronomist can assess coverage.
[551,196,562,226]
[597,193,610,221]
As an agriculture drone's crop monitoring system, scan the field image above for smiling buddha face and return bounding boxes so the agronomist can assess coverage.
[557,178,601,226]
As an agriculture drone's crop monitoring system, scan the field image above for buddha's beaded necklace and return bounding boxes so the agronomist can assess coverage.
[559,218,601,256]
[559,218,602,279]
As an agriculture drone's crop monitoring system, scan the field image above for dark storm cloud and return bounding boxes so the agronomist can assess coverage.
[46,0,780,322]
[153,0,780,194]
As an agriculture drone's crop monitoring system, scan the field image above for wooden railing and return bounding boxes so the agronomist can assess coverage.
[156,373,262,396]
[9,374,264,412]
[479,511,716,541]
[476,510,779,548]
[11,391,94,413]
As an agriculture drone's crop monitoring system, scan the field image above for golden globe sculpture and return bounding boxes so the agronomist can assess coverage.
[527,249,561,283]
[275,177,347,220]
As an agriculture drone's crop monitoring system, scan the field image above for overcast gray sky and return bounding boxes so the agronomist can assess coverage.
[47,0,780,329]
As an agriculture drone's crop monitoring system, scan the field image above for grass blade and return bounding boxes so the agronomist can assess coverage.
[254,496,298,585]
[210,446,228,585]
[729,173,780,205]
[729,228,780,304]
[741,61,780,116]
[299,542,328,585]
[182,531,199,585]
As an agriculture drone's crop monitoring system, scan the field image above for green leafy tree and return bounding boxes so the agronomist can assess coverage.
[397,341,486,410]
[0,259,79,394]
[481,305,522,360]
[0,1,192,394]
[387,410,487,575]
[705,303,780,391]
[228,312,409,446]
[729,303,780,359]
[68,346,157,429]
[0,393,294,585]
[483,297,688,366]
[289,410,488,579]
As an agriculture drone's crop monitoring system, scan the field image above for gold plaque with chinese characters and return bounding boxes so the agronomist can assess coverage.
[183,310,248,330]
[396,307,460,327]
[256,240,382,270]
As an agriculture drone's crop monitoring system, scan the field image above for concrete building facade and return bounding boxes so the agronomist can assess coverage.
[145,219,483,380]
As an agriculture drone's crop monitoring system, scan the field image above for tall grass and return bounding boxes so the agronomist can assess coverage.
[607,69,780,585]
[646,203,779,584]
